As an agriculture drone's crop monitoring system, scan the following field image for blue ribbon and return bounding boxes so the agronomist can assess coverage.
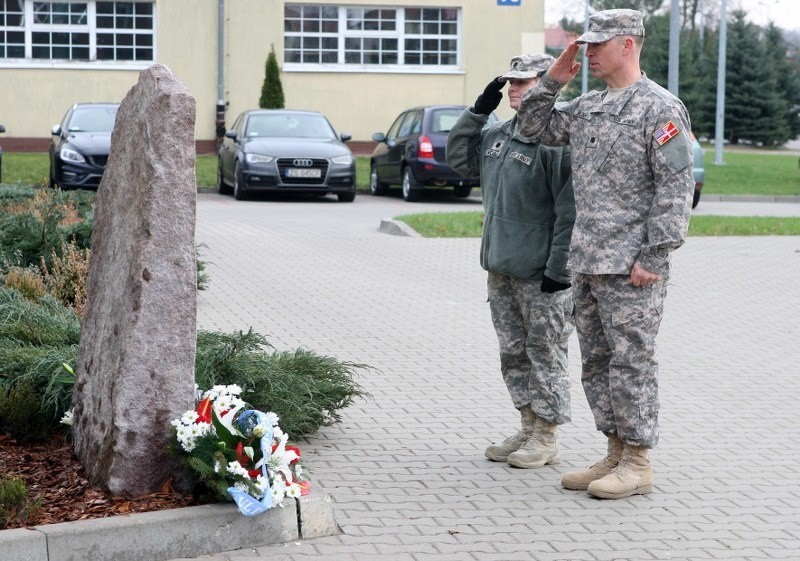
[227,410,274,516]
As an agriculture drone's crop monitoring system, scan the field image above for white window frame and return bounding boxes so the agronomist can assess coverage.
[283,4,463,75]
[0,0,156,70]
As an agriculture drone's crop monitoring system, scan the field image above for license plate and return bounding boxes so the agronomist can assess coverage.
[286,168,321,178]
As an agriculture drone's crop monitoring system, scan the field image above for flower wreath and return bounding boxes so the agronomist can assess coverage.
[171,385,309,516]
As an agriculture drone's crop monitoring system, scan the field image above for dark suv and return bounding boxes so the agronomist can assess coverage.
[49,103,119,190]
[370,105,497,202]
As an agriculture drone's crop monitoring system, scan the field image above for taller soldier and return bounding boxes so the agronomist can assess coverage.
[515,9,694,499]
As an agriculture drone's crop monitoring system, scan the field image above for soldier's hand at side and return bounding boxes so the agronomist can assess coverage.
[473,77,505,115]
[547,41,582,83]
[541,275,571,293]
[629,263,661,287]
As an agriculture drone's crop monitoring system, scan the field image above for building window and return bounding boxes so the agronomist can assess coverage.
[284,4,460,70]
[0,0,154,64]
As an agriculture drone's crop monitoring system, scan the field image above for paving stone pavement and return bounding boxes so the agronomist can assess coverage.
[178,191,800,561]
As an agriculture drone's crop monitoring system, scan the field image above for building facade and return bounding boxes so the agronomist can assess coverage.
[0,0,545,152]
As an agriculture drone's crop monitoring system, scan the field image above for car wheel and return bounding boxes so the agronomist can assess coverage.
[454,185,472,198]
[233,162,247,201]
[402,167,421,202]
[217,159,232,195]
[692,188,701,209]
[370,163,388,196]
[338,191,356,203]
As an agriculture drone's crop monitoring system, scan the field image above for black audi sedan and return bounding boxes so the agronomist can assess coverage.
[217,109,356,202]
[49,103,119,190]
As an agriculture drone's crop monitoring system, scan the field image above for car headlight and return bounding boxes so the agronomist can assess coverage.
[59,147,86,164]
[245,153,274,164]
[331,155,353,165]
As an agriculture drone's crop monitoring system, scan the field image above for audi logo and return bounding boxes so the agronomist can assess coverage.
[293,158,314,167]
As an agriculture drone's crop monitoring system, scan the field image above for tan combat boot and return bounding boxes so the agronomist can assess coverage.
[507,417,560,468]
[561,434,623,490]
[485,408,536,462]
[587,445,654,499]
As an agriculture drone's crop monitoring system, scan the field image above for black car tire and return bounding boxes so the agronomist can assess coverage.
[402,167,421,202]
[370,163,389,196]
[233,162,247,201]
[454,185,472,198]
[692,188,701,209]
[217,160,232,195]
[338,191,356,202]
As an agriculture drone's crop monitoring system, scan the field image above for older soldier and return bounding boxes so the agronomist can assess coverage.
[515,10,694,498]
[447,54,575,469]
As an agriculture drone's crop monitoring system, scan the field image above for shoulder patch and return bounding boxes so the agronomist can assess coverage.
[654,120,679,146]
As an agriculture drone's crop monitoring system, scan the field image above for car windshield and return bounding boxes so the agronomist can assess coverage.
[67,106,118,132]
[430,108,464,134]
[245,114,337,139]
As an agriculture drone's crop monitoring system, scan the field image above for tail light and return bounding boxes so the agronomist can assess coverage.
[418,135,434,159]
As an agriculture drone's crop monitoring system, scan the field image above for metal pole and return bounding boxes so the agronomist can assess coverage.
[216,0,226,150]
[582,0,589,94]
[714,0,727,165]
[668,0,680,95]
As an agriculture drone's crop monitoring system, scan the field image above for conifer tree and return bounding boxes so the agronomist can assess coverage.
[259,45,285,109]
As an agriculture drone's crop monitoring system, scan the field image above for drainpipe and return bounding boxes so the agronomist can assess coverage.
[215,0,226,152]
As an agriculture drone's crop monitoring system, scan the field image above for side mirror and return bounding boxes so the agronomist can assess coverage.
[51,124,62,136]
[224,129,238,140]
[371,132,386,143]
[0,124,5,133]
[340,133,351,142]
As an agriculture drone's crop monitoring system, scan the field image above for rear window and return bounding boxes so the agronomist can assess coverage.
[430,109,464,133]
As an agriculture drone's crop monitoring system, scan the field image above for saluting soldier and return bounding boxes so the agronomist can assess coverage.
[447,54,575,470]
[515,9,694,499]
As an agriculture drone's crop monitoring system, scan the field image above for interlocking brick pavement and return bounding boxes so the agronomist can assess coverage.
[179,192,800,561]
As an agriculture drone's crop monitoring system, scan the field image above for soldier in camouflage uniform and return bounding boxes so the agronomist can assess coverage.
[446,54,576,469]
[515,10,694,498]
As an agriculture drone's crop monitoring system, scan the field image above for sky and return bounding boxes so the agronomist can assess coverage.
[544,0,800,31]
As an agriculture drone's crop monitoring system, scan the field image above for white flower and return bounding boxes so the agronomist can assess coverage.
[60,408,74,426]
[285,483,302,499]
[226,461,250,479]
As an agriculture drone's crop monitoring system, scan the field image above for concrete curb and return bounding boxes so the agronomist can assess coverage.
[378,217,421,237]
[0,490,338,561]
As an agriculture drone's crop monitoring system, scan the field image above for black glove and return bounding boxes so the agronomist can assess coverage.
[473,77,505,115]
[541,275,571,293]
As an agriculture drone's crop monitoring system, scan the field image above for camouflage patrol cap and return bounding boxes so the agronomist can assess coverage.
[576,9,645,44]
[499,53,555,81]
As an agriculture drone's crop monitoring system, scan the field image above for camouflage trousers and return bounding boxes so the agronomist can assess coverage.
[572,273,667,448]
[487,272,574,425]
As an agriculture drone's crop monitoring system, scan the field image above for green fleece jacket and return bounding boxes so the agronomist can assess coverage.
[446,110,575,283]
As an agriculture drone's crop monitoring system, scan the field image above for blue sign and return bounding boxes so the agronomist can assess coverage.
[498,0,521,5]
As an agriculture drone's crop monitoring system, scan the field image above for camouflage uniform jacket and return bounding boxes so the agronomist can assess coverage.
[447,109,575,283]
[516,73,694,277]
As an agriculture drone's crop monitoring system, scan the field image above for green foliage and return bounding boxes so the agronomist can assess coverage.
[0,377,52,441]
[397,211,485,238]
[0,288,81,346]
[259,45,285,109]
[688,215,800,236]
[703,151,800,196]
[0,475,42,529]
[194,329,371,439]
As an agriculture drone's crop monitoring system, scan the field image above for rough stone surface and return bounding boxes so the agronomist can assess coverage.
[72,64,197,496]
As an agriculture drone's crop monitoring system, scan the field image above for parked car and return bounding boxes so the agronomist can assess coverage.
[370,105,498,202]
[217,109,356,202]
[0,123,5,184]
[49,103,119,190]
[691,133,704,209]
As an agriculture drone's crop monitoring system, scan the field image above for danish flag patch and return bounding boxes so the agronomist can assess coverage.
[654,120,679,146]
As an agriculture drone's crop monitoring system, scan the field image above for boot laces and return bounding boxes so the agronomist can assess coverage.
[502,428,532,445]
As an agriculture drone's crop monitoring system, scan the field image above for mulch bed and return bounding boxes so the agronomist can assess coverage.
[0,432,199,529]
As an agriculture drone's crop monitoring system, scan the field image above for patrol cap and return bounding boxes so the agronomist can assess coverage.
[499,53,555,81]
[576,9,645,44]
